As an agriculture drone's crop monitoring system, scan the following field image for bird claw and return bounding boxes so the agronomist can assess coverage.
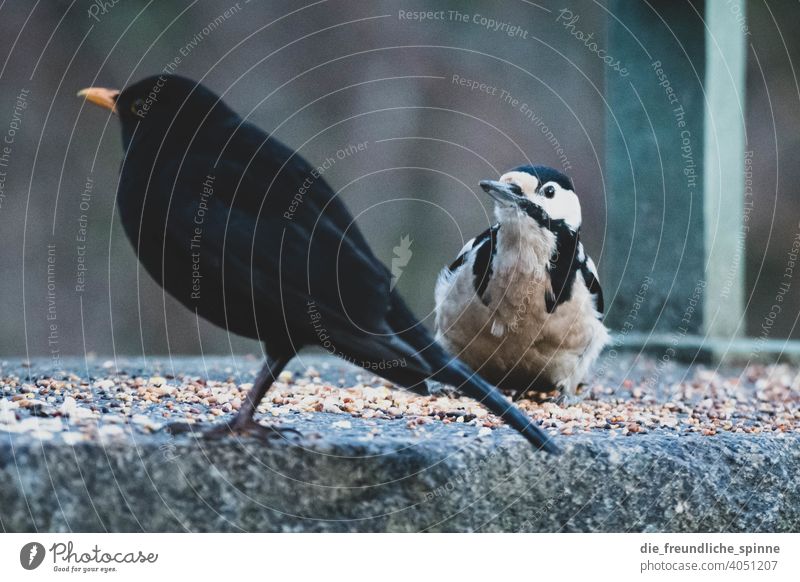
[553,392,581,407]
[162,419,301,442]
[426,380,456,396]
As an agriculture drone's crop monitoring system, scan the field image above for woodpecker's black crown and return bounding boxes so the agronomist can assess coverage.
[512,165,574,192]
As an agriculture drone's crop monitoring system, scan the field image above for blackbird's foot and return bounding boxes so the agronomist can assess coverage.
[163,418,301,441]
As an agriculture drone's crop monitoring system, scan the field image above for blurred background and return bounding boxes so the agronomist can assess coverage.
[0,0,796,359]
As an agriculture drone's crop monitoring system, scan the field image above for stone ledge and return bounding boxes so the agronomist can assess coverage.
[2,421,799,532]
[1,355,799,532]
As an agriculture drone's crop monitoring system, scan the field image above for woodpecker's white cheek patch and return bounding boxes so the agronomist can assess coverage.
[540,185,582,230]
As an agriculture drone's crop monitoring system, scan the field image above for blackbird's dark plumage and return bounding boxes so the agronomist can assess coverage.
[81,75,556,452]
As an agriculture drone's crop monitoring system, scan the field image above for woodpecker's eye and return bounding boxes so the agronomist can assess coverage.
[130,98,145,115]
[543,185,556,198]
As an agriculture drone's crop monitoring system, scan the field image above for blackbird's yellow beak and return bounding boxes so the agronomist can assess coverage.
[77,87,119,113]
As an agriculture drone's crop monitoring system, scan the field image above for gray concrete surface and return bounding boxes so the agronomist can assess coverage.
[1,355,799,532]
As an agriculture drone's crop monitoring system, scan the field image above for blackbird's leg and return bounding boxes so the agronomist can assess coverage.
[233,354,289,425]
[165,353,299,440]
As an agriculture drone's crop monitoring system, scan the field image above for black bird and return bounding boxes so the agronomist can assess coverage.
[78,75,557,453]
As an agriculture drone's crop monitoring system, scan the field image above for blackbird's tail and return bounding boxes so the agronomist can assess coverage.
[387,292,559,454]
[427,344,559,453]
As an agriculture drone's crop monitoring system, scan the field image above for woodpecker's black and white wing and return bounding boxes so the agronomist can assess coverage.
[543,220,580,314]
[444,225,499,304]
[545,228,604,319]
[579,247,604,318]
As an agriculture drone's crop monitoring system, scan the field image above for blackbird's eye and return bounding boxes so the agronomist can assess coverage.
[543,185,556,199]
[130,98,145,115]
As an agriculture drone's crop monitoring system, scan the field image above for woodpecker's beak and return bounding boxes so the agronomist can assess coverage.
[479,180,523,206]
[77,87,119,114]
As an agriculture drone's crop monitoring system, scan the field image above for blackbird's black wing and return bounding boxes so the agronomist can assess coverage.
[206,120,374,251]
[166,155,388,317]
[222,203,436,388]
[157,148,434,386]
[189,119,393,320]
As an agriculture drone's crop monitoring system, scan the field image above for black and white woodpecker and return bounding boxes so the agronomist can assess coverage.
[434,165,609,399]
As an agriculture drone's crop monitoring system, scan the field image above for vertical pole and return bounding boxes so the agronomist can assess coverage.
[604,0,747,356]
[703,0,747,345]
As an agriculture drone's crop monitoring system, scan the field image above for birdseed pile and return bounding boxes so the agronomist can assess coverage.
[1,356,799,443]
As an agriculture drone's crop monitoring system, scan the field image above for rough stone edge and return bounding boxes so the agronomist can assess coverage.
[2,426,799,533]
